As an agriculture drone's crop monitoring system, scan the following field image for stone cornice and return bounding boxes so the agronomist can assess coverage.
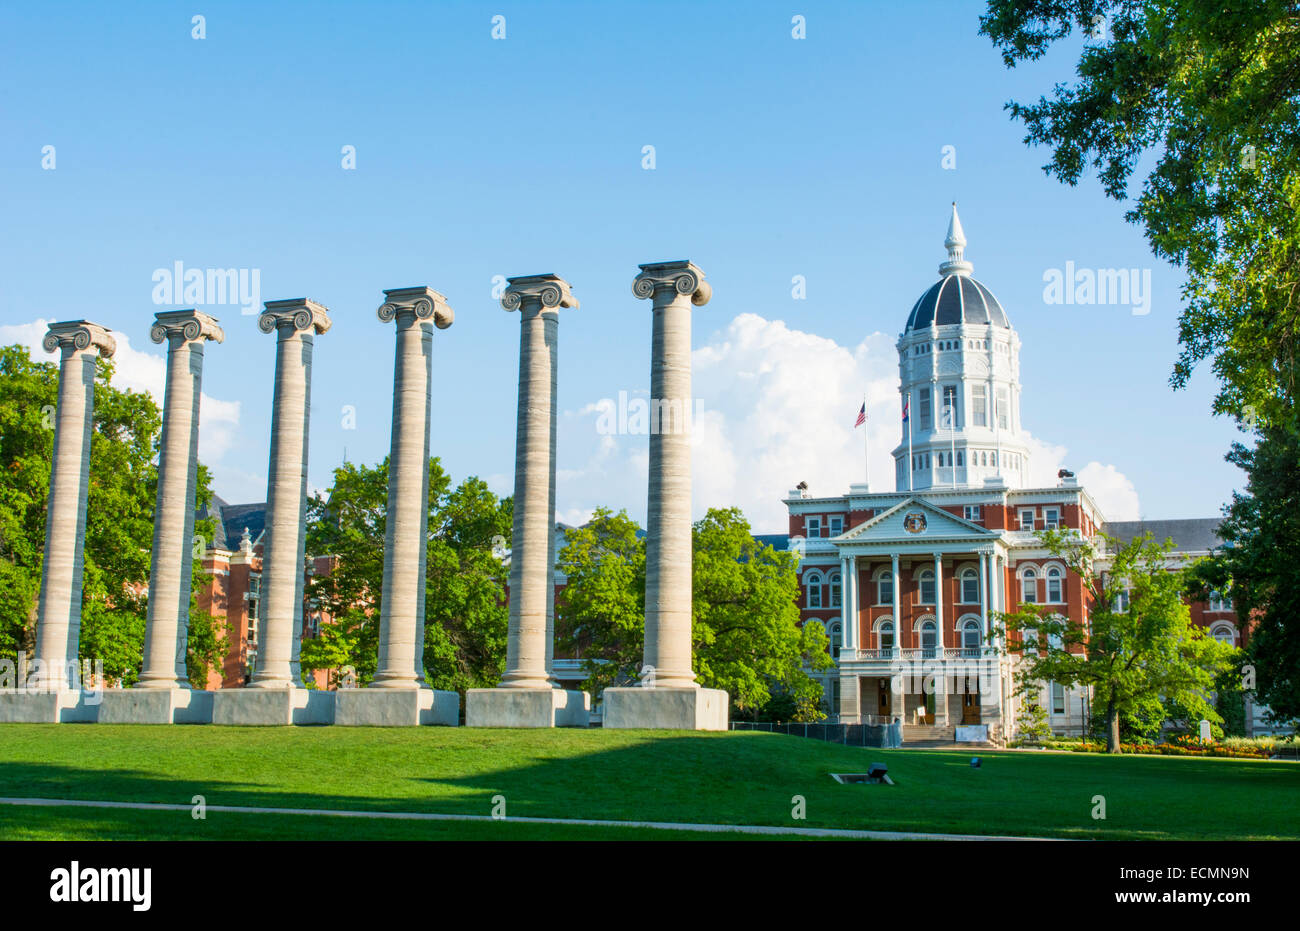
[377,286,454,329]
[632,260,711,307]
[501,273,578,313]
[150,309,225,345]
[258,298,332,336]
[43,320,116,358]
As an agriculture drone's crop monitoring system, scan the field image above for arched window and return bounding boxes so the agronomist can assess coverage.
[920,620,937,657]
[879,620,895,651]
[962,618,981,651]
[806,572,823,608]
[829,621,842,659]
[1210,623,1235,645]
[918,569,936,604]
[829,572,842,608]
[1046,566,1064,603]
[877,571,894,605]
[1021,568,1038,604]
[960,568,979,603]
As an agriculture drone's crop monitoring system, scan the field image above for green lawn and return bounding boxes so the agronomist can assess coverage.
[0,725,1295,840]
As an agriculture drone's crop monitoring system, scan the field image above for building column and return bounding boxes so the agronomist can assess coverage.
[637,261,710,690]
[979,550,990,638]
[372,288,453,687]
[603,261,726,730]
[933,550,947,724]
[32,321,117,691]
[839,555,852,656]
[248,299,331,688]
[890,551,902,722]
[137,311,224,689]
[846,554,858,656]
[498,276,575,688]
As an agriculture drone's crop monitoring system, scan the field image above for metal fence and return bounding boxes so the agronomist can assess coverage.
[730,720,902,749]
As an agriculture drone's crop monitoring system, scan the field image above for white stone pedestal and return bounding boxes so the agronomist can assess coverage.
[0,690,100,723]
[98,689,213,724]
[601,687,728,731]
[334,688,459,727]
[465,688,589,728]
[212,688,335,726]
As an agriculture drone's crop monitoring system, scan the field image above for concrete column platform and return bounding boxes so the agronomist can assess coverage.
[601,687,728,731]
[97,689,213,724]
[334,688,459,727]
[465,688,589,728]
[211,688,336,726]
[0,690,100,723]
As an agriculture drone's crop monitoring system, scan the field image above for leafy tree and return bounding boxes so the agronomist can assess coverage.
[0,343,223,686]
[981,0,1300,424]
[1015,701,1053,743]
[558,505,832,721]
[301,457,511,693]
[999,529,1237,752]
[555,507,645,698]
[1186,419,1300,726]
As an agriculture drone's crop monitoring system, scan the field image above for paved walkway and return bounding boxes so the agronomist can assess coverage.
[0,795,1061,841]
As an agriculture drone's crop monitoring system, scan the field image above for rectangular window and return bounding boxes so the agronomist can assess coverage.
[1022,575,1037,604]
[808,583,821,609]
[878,577,893,605]
[996,387,1009,429]
[1044,507,1061,530]
[972,384,987,427]
[941,385,957,429]
[961,573,979,604]
[806,517,821,539]
[963,505,982,521]
[920,388,932,430]
[920,574,936,604]
[1019,508,1035,531]
[1051,682,1066,714]
[829,516,843,536]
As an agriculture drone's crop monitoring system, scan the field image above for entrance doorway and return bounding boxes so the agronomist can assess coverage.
[961,683,981,724]
[876,678,891,718]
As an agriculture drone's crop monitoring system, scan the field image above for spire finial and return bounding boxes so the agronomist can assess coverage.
[939,202,974,277]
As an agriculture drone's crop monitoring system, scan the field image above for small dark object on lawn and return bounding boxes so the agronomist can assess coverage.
[971,757,981,768]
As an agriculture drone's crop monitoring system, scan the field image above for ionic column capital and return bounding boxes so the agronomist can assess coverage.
[501,274,578,313]
[150,309,225,346]
[632,260,711,307]
[43,320,116,358]
[377,286,454,329]
[259,298,332,336]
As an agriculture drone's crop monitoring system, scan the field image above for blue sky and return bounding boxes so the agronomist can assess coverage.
[0,1,1242,530]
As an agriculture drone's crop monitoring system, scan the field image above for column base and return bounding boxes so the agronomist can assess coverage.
[465,688,589,728]
[98,688,214,724]
[601,687,729,731]
[334,687,459,726]
[0,690,101,723]
[212,687,336,726]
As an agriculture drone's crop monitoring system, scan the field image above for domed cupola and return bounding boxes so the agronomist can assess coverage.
[904,204,1012,332]
[890,205,1031,493]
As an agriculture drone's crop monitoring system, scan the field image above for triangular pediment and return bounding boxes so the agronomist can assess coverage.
[833,497,997,544]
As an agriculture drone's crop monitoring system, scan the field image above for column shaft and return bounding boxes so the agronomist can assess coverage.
[374,314,435,686]
[501,305,556,687]
[33,324,114,689]
[250,301,329,688]
[139,313,222,689]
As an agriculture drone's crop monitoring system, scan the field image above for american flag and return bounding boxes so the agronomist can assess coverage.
[854,402,866,428]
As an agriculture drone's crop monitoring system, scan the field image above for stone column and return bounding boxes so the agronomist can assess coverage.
[602,261,727,730]
[499,276,574,688]
[890,552,903,723]
[137,311,224,690]
[979,550,990,637]
[465,276,588,728]
[371,288,453,688]
[32,321,116,692]
[249,299,330,689]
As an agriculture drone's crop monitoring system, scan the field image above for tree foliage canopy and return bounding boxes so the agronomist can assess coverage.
[557,505,832,721]
[999,529,1237,751]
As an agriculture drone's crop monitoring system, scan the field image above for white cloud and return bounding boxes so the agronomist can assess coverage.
[1,317,242,473]
[554,312,1141,531]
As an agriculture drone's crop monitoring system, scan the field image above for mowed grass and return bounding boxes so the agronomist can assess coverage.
[0,725,1295,840]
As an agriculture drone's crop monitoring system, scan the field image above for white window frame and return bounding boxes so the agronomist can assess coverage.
[1021,568,1038,604]
[829,515,843,536]
[806,516,821,539]
[1046,566,1064,603]
[877,571,894,606]
[960,568,979,604]
[806,572,823,608]
[918,568,936,605]
[963,505,982,521]
[1044,507,1061,530]
[1018,508,1035,531]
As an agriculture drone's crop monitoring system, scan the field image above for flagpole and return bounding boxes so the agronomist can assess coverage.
[863,393,869,490]
[907,397,914,493]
